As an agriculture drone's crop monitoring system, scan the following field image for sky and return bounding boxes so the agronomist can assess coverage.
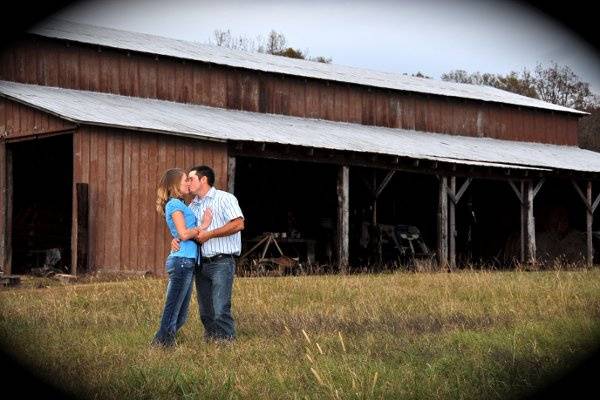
[48,0,600,93]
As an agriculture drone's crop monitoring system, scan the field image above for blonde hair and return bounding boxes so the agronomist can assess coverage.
[156,168,186,216]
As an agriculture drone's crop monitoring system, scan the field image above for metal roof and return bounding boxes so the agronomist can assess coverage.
[28,19,587,116]
[2,80,600,173]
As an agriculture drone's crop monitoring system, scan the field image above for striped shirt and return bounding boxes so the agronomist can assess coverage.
[189,187,244,257]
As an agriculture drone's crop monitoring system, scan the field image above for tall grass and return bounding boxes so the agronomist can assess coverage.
[1,269,599,399]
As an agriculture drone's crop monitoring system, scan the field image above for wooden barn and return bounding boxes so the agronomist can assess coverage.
[1,19,599,276]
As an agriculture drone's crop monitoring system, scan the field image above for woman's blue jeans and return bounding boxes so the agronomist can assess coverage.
[152,256,195,346]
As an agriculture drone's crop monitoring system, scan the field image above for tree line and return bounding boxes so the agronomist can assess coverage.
[208,29,599,149]
[208,29,331,63]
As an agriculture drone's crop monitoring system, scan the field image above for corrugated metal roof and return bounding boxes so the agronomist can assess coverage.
[3,80,600,173]
[28,19,587,116]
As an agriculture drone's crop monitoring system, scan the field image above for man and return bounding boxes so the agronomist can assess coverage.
[172,165,244,341]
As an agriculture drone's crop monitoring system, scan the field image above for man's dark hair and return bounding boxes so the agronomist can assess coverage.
[190,165,215,186]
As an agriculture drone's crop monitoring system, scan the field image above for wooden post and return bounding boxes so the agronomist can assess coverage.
[508,180,525,263]
[446,177,471,269]
[71,183,89,275]
[337,166,349,273]
[449,176,456,270]
[4,147,12,274]
[573,180,599,266]
[372,171,377,226]
[520,181,526,263]
[510,179,543,265]
[0,141,6,273]
[526,181,536,264]
[227,156,236,194]
[371,170,395,266]
[438,176,448,269]
[587,181,593,266]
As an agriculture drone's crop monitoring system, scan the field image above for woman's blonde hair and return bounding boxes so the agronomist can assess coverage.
[156,168,186,216]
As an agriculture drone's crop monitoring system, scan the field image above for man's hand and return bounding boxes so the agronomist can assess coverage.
[196,229,212,244]
[170,238,181,252]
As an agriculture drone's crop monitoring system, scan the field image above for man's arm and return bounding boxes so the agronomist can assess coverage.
[196,217,244,244]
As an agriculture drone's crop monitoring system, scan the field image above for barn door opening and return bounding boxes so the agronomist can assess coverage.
[233,156,338,273]
[9,134,73,275]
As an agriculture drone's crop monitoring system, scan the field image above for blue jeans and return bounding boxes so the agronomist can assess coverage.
[153,256,195,346]
[195,256,236,340]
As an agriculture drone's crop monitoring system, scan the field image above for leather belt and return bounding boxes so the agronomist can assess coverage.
[201,254,233,263]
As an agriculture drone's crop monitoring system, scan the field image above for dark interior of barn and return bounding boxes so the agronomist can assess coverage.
[233,156,594,272]
[348,167,438,269]
[457,179,521,266]
[532,178,594,265]
[9,134,72,274]
[234,157,338,270]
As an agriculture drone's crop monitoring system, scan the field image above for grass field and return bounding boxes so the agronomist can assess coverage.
[1,269,599,399]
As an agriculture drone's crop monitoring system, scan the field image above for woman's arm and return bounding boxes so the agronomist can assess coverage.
[171,211,199,240]
[170,208,213,251]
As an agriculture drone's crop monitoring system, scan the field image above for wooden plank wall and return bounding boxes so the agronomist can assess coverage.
[0,36,580,146]
[73,126,228,275]
[0,98,76,139]
[0,140,6,271]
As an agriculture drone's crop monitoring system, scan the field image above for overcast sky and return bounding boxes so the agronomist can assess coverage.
[50,0,600,93]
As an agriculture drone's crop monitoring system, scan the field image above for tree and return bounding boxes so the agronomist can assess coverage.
[208,29,258,52]
[265,30,287,55]
[208,29,332,63]
[442,63,600,152]
[442,63,596,110]
[533,62,594,110]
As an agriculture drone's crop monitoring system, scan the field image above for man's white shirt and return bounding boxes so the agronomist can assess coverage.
[189,187,244,257]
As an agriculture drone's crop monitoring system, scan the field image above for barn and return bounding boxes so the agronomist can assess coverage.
[1,19,599,276]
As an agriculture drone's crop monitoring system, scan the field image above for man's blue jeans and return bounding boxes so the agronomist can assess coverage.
[195,256,236,340]
[153,256,195,346]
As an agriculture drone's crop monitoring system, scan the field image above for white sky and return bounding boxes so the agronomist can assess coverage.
[51,0,600,93]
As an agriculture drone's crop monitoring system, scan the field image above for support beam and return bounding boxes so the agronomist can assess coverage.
[572,180,599,266]
[337,166,349,273]
[71,183,89,275]
[587,181,593,267]
[227,156,236,194]
[445,177,472,269]
[438,176,448,269]
[374,170,395,199]
[449,177,456,270]
[372,171,377,226]
[455,177,472,204]
[509,179,543,265]
[520,181,526,263]
[0,141,6,273]
[526,181,536,264]
[4,147,12,274]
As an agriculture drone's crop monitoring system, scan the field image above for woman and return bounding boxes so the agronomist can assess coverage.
[152,168,211,347]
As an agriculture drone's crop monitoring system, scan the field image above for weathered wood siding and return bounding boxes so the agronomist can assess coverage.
[73,126,228,275]
[0,140,7,271]
[0,98,76,139]
[0,36,579,146]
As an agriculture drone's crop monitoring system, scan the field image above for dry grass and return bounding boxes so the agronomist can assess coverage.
[1,269,599,399]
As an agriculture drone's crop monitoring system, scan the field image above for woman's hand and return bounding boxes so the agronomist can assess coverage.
[199,208,213,230]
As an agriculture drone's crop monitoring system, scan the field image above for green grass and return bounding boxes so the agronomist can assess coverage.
[1,269,599,399]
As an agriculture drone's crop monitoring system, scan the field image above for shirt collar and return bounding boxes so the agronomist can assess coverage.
[192,186,216,204]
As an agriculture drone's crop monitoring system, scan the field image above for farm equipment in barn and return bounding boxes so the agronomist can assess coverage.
[361,222,433,268]
[239,232,314,276]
